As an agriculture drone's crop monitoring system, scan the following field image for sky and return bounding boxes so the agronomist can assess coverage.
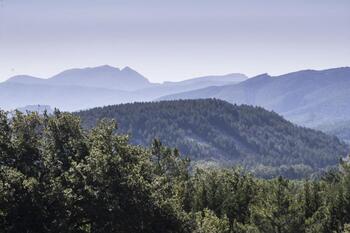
[0,0,349,83]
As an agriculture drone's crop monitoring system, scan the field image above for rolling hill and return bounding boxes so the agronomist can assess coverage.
[76,99,350,178]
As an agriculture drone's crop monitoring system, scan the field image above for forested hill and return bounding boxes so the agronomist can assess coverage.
[2,109,350,232]
[76,99,349,178]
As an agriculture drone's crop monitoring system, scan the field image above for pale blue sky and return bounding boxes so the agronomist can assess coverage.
[0,0,349,82]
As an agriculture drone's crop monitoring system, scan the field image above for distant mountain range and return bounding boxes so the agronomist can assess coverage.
[160,67,350,139]
[76,99,349,179]
[6,65,153,91]
[0,65,246,111]
[1,65,349,142]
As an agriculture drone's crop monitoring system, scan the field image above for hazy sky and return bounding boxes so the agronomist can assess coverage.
[0,0,349,82]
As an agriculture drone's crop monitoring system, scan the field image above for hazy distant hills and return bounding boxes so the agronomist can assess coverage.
[6,75,47,85]
[134,73,247,100]
[6,65,153,91]
[317,120,350,145]
[0,65,246,111]
[76,99,349,178]
[49,65,154,91]
[3,65,152,110]
[2,65,350,143]
[160,67,350,129]
[0,82,137,111]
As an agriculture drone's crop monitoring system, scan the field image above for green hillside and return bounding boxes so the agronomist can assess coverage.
[76,99,349,178]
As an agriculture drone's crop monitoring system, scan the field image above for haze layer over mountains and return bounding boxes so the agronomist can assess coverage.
[0,65,246,111]
[1,65,349,142]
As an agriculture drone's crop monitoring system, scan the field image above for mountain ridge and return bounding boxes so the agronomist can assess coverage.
[1,65,247,111]
[5,65,153,91]
[159,67,350,128]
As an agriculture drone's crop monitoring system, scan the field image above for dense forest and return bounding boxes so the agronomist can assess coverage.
[76,99,349,178]
[1,110,350,233]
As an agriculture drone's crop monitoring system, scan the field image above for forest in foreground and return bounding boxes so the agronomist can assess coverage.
[1,110,350,233]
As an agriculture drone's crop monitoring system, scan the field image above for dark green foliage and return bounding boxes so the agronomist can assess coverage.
[1,110,350,233]
[251,177,303,233]
[0,111,190,233]
[76,99,349,178]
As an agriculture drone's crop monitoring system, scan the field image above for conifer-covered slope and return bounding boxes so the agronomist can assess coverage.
[76,99,349,178]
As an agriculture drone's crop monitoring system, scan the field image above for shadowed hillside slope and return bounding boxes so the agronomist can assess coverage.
[76,99,349,178]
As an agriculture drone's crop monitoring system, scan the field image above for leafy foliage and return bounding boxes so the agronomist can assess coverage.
[0,110,190,233]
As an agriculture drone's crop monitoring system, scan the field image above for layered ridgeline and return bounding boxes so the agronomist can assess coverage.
[76,99,349,178]
[0,65,246,111]
[2,66,350,142]
[6,65,153,91]
[0,65,152,111]
[159,67,350,141]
